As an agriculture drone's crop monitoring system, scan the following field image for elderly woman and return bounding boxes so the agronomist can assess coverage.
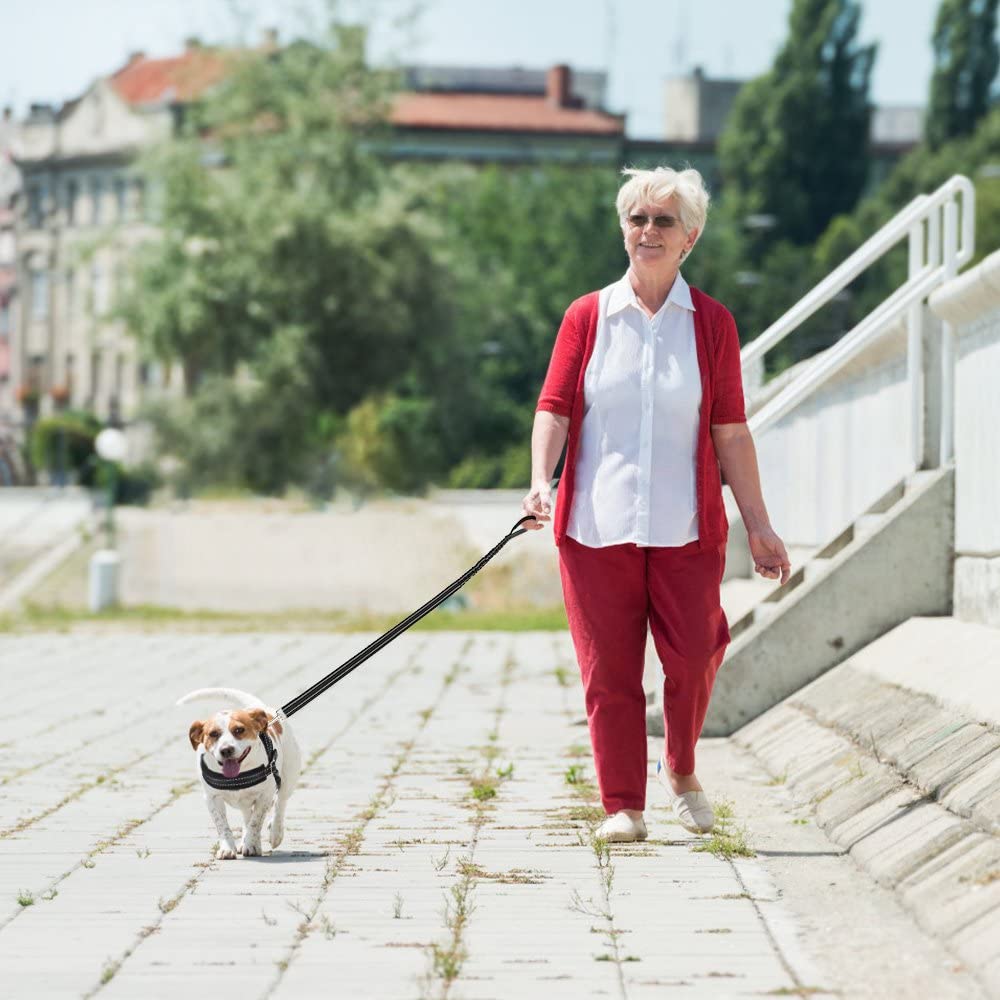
[522,166,790,843]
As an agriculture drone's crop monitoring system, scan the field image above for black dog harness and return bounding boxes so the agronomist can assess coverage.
[200,730,281,792]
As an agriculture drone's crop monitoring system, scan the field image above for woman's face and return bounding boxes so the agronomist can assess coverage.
[622,194,698,271]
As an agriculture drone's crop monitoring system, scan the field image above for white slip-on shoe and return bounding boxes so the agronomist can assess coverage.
[656,755,715,833]
[595,811,648,843]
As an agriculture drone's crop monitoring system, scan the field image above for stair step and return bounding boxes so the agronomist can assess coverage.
[905,469,941,494]
[854,513,886,539]
[753,602,780,625]
[802,556,832,582]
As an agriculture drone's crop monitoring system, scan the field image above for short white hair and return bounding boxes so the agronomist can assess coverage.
[615,166,710,243]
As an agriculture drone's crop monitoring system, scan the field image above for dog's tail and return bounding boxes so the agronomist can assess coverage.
[176,687,266,709]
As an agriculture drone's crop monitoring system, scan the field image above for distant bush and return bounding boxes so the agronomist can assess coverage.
[28,411,100,486]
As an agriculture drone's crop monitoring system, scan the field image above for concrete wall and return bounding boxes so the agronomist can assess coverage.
[930,249,1000,628]
[749,324,915,548]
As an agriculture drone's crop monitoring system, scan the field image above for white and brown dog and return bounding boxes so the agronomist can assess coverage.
[178,687,301,860]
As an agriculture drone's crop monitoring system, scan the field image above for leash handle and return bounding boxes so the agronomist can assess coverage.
[280,513,538,718]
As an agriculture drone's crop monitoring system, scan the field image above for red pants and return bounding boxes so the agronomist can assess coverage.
[559,536,730,814]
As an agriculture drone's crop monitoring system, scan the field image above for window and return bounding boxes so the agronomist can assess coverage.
[66,179,79,225]
[91,264,108,315]
[0,300,10,338]
[114,177,127,221]
[89,349,100,402]
[31,270,49,319]
[133,178,146,220]
[27,184,43,228]
[65,268,75,316]
[90,176,103,225]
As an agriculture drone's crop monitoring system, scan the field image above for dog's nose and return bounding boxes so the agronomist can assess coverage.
[219,746,236,758]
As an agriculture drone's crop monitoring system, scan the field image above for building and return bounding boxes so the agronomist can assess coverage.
[11,40,227,431]
[0,107,19,422]
[386,64,625,163]
[660,67,923,189]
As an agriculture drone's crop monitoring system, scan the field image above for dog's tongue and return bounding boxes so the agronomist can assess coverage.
[222,759,241,779]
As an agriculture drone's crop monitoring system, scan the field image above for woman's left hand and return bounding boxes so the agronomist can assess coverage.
[748,528,791,585]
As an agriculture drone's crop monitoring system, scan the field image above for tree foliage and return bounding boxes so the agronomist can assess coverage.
[719,0,876,245]
[926,0,1000,149]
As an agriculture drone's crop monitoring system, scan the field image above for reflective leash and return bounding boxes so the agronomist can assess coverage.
[276,514,537,721]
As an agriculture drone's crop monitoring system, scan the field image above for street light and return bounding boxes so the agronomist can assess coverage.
[88,426,126,613]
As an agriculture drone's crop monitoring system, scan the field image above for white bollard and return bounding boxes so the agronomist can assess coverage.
[88,549,121,612]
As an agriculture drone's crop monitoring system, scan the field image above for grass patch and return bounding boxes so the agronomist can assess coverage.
[16,890,34,907]
[691,798,755,860]
[0,602,570,634]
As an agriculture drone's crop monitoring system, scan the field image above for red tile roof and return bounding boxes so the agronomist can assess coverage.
[391,92,624,135]
[110,50,230,106]
[108,50,623,136]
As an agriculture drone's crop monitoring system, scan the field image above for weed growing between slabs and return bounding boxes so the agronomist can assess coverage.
[419,652,518,999]
[691,799,755,860]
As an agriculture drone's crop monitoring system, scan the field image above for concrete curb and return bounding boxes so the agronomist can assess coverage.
[734,659,1000,996]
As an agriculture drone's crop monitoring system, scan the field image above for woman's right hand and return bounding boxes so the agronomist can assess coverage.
[520,481,553,530]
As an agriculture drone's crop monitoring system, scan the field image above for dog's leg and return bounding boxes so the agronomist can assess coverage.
[268,791,288,849]
[207,794,238,860]
[239,798,266,857]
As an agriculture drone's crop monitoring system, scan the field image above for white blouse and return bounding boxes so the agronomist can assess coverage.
[566,271,702,548]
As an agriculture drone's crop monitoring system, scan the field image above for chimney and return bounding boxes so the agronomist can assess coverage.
[128,50,146,65]
[260,27,279,52]
[546,64,571,108]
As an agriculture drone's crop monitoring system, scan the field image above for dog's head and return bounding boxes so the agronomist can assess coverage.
[188,709,273,778]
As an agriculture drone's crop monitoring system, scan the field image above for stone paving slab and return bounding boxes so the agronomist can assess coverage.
[0,630,986,999]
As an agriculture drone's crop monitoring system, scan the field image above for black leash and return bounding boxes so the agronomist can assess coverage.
[278,514,537,719]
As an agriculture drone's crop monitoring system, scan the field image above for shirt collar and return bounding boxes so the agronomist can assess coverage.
[607,270,696,317]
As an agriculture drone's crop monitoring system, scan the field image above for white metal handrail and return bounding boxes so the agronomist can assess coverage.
[741,174,975,467]
[749,262,949,434]
[741,175,974,372]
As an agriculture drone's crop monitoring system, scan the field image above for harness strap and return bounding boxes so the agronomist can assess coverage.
[200,730,282,791]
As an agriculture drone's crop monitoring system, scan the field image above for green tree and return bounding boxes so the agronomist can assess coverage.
[719,0,876,245]
[120,23,470,494]
[926,0,1000,149]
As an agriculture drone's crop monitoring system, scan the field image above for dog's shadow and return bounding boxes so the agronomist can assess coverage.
[237,850,328,865]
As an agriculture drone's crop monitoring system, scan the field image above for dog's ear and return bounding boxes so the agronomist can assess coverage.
[247,708,270,735]
[188,720,205,750]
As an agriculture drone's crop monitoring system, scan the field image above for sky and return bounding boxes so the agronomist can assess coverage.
[1,0,947,139]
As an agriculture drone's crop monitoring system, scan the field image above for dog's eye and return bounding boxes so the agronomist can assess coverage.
[232,727,245,737]
[208,730,222,739]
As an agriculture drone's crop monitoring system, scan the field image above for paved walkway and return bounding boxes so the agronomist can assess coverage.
[0,632,983,999]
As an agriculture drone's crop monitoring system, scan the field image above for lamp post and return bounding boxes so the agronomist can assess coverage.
[88,427,127,612]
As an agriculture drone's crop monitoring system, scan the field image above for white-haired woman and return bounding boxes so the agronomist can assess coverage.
[522,166,790,843]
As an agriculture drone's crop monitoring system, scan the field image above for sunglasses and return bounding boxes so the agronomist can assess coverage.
[626,213,680,230]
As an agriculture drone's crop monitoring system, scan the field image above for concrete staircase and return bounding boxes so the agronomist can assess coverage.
[647,467,955,738]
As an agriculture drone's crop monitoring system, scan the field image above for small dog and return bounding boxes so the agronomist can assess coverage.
[178,687,301,860]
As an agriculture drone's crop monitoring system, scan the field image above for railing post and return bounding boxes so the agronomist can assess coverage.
[940,197,959,465]
[907,222,924,471]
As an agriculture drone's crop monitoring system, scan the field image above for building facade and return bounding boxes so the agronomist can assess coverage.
[10,43,225,435]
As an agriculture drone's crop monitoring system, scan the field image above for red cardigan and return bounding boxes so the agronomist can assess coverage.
[536,286,747,548]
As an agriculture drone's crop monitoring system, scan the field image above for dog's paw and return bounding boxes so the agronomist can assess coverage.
[268,821,284,849]
[240,839,261,857]
[217,844,238,861]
